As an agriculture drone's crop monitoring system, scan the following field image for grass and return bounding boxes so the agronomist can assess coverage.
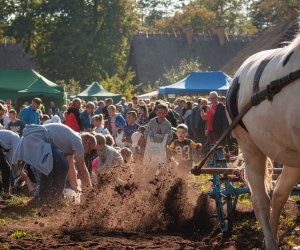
[6,195,30,206]
[0,243,10,250]
[280,214,297,228]
[0,218,10,226]
[11,230,33,239]
[192,174,211,193]
[238,193,252,206]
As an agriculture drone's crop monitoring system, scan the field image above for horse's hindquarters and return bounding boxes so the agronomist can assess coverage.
[238,78,300,167]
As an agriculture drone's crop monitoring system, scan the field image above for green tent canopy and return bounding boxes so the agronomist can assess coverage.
[0,69,66,110]
[18,78,63,95]
[77,82,122,102]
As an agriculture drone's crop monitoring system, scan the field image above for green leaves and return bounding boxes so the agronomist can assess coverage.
[1,0,139,91]
[164,58,205,84]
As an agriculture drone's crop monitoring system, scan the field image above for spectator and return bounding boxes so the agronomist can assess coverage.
[123,111,140,144]
[132,96,138,109]
[92,114,110,135]
[149,101,178,127]
[173,98,183,118]
[118,97,128,114]
[41,114,50,124]
[181,101,192,125]
[190,99,206,144]
[127,102,137,114]
[48,101,60,117]
[0,103,11,128]
[94,100,105,115]
[107,105,126,137]
[117,104,125,117]
[104,134,115,146]
[65,98,83,132]
[59,105,67,123]
[137,103,149,126]
[218,96,226,106]
[169,124,202,169]
[201,91,228,144]
[20,97,42,125]
[102,98,113,120]
[80,101,95,131]
[7,109,24,136]
[144,103,173,144]
[92,133,123,176]
[5,99,12,112]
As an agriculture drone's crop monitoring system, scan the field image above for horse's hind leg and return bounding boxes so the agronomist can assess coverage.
[270,166,300,237]
[234,127,278,249]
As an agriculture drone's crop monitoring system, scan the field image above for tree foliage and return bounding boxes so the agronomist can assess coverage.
[101,70,139,100]
[139,0,295,35]
[164,58,205,84]
[250,0,299,30]
[0,0,139,90]
[151,5,217,33]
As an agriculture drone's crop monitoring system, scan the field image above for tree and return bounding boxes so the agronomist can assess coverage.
[101,70,139,100]
[136,0,186,26]
[151,5,216,33]
[250,0,299,30]
[194,0,252,34]
[1,0,139,89]
[164,58,206,84]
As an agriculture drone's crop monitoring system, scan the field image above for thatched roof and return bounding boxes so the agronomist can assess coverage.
[0,43,37,69]
[222,17,300,76]
[128,33,252,85]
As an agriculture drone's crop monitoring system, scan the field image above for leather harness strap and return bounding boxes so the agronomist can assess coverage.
[253,51,278,93]
[192,67,300,175]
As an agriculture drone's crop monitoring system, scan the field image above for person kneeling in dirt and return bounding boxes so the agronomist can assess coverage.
[0,130,20,199]
[169,124,202,170]
[92,134,123,178]
[13,124,94,203]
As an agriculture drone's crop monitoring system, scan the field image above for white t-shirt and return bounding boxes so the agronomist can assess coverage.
[44,123,84,157]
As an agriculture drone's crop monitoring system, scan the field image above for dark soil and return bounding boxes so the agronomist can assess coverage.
[0,162,299,250]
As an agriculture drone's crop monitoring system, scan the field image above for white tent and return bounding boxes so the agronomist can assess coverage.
[138,90,158,99]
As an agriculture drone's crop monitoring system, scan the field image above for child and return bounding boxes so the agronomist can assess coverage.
[144,102,173,144]
[92,114,110,135]
[107,105,126,137]
[7,109,24,136]
[169,124,202,169]
[92,134,123,176]
[123,111,140,145]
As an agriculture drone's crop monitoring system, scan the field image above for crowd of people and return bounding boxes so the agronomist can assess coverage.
[0,92,234,204]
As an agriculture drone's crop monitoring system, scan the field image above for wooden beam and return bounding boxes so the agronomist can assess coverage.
[199,168,283,175]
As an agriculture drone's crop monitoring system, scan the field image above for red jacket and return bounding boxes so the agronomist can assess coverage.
[65,111,81,132]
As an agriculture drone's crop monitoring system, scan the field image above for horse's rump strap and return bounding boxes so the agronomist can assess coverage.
[226,76,247,131]
[252,68,300,105]
[253,51,278,93]
[193,68,300,174]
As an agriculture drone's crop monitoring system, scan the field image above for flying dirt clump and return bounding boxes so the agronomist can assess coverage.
[64,162,214,235]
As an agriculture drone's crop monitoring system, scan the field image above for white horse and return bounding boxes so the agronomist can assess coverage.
[230,34,300,249]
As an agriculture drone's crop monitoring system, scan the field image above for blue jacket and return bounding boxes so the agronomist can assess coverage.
[21,105,40,125]
[80,110,93,130]
[107,114,126,134]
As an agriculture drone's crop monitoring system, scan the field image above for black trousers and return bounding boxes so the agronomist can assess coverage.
[0,149,11,193]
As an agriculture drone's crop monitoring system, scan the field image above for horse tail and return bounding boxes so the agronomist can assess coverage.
[264,157,274,193]
[234,154,273,193]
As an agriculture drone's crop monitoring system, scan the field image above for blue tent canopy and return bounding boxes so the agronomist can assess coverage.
[159,71,232,95]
